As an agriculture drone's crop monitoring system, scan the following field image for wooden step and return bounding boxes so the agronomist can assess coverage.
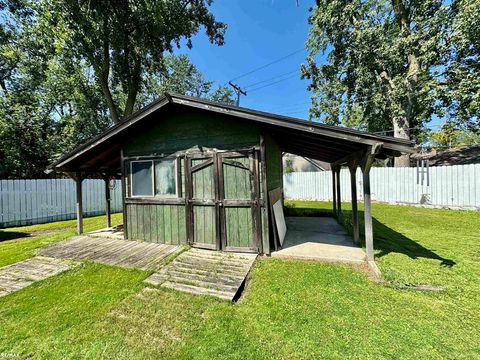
[187,249,255,264]
[167,265,245,281]
[161,281,235,301]
[144,248,256,301]
[174,255,251,272]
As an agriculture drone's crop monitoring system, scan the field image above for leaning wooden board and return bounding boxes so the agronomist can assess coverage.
[268,188,284,250]
[272,200,287,246]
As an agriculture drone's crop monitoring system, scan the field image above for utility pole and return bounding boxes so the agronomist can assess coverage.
[228,81,247,106]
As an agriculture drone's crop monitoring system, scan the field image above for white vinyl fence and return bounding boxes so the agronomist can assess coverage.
[0,179,122,228]
[284,164,480,210]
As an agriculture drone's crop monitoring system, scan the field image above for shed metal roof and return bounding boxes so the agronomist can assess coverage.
[47,93,415,177]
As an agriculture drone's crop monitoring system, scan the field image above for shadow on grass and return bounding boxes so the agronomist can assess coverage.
[0,230,32,242]
[285,205,456,268]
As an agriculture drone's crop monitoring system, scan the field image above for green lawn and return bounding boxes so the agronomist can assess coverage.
[0,203,479,359]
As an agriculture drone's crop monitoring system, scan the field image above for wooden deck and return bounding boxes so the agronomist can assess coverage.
[145,248,257,301]
[38,236,182,271]
[0,256,72,298]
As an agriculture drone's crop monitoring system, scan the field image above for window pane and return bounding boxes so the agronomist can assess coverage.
[155,159,177,196]
[131,161,153,196]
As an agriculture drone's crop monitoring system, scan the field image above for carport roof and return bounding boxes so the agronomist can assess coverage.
[47,93,415,177]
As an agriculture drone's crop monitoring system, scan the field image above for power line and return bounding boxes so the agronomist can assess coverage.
[244,70,299,89]
[229,48,305,82]
[248,73,299,93]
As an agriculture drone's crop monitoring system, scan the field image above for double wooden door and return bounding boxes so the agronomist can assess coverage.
[186,150,259,253]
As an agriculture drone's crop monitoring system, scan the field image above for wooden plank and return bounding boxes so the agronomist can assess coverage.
[157,204,165,243]
[171,205,179,244]
[151,204,158,242]
[164,205,172,244]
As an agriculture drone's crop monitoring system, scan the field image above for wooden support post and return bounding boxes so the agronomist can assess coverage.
[74,173,84,235]
[259,134,270,255]
[104,177,112,228]
[361,143,383,261]
[348,160,360,244]
[335,167,341,217]
[331,166,337,217]
[120,149,128,240]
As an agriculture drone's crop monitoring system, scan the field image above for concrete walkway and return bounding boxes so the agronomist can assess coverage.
[0,256,72,298]
[271,217,366,264]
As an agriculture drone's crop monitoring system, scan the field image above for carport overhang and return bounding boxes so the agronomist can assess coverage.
[46,93,416,262]
[46,93,414,177]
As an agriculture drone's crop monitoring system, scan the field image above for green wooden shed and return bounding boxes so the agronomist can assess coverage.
[48,93,414,257]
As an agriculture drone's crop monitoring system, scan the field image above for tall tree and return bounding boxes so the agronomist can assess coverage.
[442,0,480,129]
[303,0,450,166]
[45,0,227,123]
[139,54,234,106]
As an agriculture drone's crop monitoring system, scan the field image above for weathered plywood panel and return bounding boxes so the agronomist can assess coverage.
[126,203,186,244]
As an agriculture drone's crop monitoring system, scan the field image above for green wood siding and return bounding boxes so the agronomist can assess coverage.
[265,133,283,191]
[225,207,253,248]
[124,109,260,156]
[223,157,250,200]
[192,159,214,199]
[222,155,255,250]
[122,108,264,251]
[126,203,186,245]
[191,158,217,246]
[193,206,216,245]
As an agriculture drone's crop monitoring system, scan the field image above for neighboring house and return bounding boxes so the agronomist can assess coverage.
[283,153,329,172]
[411,145,480,166]
[47,93,413,259]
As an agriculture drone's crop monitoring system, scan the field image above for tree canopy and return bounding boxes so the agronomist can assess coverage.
[303,0,480,166]
[0,0,233,179]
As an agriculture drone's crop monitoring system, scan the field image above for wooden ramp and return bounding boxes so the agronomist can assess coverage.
[144,248,257,301]
[0,256,71,298]
[38,236,182,271]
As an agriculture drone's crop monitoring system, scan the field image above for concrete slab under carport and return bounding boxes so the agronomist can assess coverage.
[271,217,366,264]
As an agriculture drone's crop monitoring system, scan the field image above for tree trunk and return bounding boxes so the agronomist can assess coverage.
[392,0,416,167]
[393,115,410,167]
[99,73,119,123]
[98,17,120,123]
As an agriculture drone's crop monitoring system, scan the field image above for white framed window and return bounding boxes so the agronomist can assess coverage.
[130,158,179,198]
[130,160,154,197]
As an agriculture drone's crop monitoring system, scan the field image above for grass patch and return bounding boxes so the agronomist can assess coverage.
[0,203,479,358]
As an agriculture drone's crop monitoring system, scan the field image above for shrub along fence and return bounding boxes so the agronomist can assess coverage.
[0,179,122,228]
[284,164,480,210]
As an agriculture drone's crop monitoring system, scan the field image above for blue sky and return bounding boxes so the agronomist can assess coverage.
[175,0,313,119]
[174,1,445,132]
